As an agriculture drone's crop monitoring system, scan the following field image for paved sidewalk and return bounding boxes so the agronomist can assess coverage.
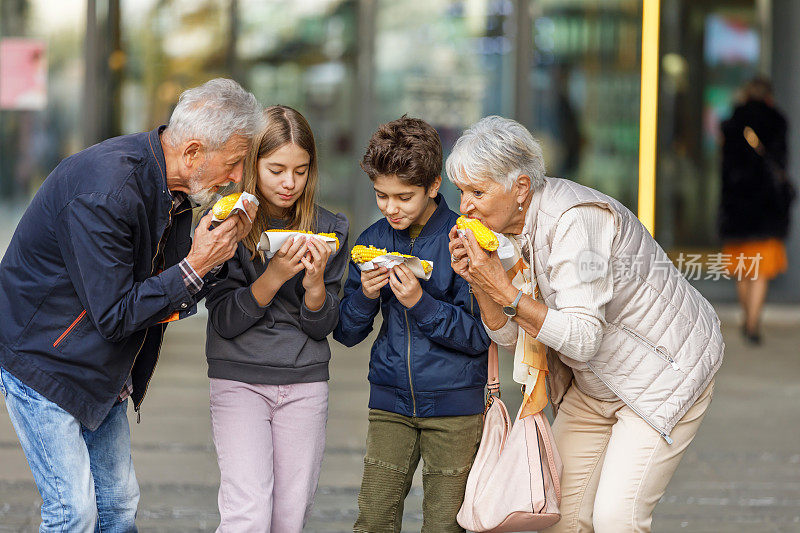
[2,308,800,531]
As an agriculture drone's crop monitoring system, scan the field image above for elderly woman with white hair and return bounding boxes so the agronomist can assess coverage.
[447,116,724,532]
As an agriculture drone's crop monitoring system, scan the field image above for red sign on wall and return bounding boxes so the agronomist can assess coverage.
[0,38,48,111]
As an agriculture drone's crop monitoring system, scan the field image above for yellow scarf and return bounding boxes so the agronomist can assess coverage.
[506,236,549,418]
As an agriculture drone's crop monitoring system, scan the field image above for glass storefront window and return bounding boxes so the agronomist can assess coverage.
[0,0,768,254]
[117,0,359,218]
[237,0,358,216]
[120,0,231,133]
[374,0,514,206]
[0,0,86,201]
[657,1,761,251]
[527,0,643,211]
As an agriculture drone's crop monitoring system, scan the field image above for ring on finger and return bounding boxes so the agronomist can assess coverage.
[451,254,457,263]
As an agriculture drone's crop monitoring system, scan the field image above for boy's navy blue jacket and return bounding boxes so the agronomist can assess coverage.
[0,127,220,430]
[334,195,490,417]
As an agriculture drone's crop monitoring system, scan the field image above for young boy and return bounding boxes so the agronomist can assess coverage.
[334,116,490,532]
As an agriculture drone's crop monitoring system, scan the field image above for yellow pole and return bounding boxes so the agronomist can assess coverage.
[638,0,660,236]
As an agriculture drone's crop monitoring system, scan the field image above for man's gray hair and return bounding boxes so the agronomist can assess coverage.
[446,116,545,191]
[164,78,263,150]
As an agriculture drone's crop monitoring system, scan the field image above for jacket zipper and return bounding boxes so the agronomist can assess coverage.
[134,323,167,423]
[53,310,87,348]
[587,361,674,444]
[133,201,183,422]
[620,324,680,371]
[406,236,417,416]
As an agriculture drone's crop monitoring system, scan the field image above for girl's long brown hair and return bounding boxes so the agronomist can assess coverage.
[242,105,318,261]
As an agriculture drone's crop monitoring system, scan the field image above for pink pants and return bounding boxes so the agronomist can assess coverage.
[210,379,328,533]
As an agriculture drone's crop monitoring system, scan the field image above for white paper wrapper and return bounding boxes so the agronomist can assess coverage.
[495,233,518,269]
[257,231,339,259]
[456,228,518,270]
[211,192,259,223]
[357,255,434,281]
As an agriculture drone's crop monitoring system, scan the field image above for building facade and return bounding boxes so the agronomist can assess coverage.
[0,0,796,301]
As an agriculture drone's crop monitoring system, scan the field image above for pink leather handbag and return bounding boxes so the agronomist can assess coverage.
[457,343,563,532]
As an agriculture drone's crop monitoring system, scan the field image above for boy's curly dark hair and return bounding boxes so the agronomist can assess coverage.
[361,116,442,190]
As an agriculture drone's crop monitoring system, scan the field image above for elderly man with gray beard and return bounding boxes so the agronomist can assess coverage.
[0,78,261,532]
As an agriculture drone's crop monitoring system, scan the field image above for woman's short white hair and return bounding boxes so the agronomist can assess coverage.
[163,78,263,150]
[446,116,545,191]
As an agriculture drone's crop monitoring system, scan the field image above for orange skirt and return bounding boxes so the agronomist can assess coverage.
[722,238,788,280]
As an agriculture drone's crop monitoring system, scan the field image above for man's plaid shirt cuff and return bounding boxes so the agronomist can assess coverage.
[117,260,214,402]
[179,258,204,295]
[118,378,133,402]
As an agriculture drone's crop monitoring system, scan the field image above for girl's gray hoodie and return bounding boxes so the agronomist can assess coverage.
[204,207,349,384]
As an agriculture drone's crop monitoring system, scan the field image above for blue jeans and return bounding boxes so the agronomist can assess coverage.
[0,366,139,532]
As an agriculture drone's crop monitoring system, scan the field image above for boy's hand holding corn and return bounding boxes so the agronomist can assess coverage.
[388,264,422,308]
[361,266,390,299]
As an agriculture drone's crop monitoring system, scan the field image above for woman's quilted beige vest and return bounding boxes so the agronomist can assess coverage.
[530,178,724,442]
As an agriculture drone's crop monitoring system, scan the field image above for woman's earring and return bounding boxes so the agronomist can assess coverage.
[518,203,523,212]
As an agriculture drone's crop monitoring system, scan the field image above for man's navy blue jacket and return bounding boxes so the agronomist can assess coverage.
[334,195,490,417]
[0,127,218,430]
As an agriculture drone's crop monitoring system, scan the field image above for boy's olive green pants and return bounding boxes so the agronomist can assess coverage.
[354,409,483,533]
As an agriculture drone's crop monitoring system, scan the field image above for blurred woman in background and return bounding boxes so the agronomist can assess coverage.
[720,76,795,344]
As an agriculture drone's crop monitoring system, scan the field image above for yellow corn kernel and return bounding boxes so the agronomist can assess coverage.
[265,229,339,249]
[456,216,499,251]
[353,246,432,274]
[388,252,433,275]
[351,245,387,263]
[317,232,340,249]
[212,193,242,220]
[387,251,415,259]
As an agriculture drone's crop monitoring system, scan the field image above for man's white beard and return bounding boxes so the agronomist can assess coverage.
[187,162,219,207]
[189,187,219,207]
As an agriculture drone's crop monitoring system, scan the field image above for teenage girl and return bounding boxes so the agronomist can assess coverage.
[204,105,349,532]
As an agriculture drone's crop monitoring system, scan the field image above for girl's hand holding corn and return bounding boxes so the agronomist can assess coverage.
[251,234,308,307]
[301,237,332,310]
[389,263,423,308]
[361,266,389,299]
[268,235,308,284]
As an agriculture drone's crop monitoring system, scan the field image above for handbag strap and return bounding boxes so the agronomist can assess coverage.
[534,413,562,502]
[743,126,789,182]
[487,342,500,397]
[487,341,562,502]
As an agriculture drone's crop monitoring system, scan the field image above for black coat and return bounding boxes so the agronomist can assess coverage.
[0,127,221,430]
[719,100,792,241]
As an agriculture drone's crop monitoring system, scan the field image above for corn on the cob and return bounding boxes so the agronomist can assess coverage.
[352,246,433,274]
[266,229,339,249]
[456,216,499,251]
[212,193,242,220]
[388,252,433,273]
[351,245,387,263]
